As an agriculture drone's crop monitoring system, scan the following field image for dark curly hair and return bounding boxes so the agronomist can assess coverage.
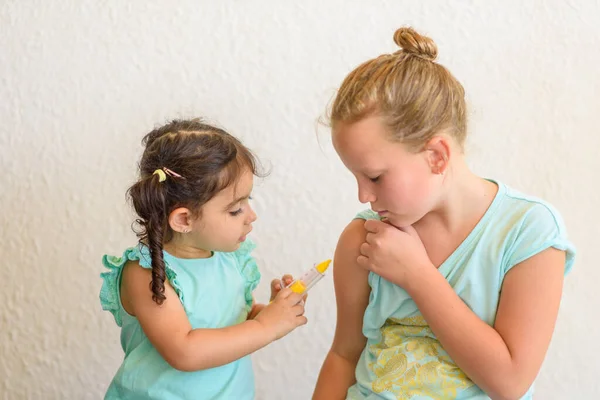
[127,118,263,305]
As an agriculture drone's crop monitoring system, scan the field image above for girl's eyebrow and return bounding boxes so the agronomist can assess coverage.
[224,187,253,209]
[225,194,250,209]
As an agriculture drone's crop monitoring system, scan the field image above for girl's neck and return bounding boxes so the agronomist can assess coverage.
[415,160,498,235]
[163,240,213,259]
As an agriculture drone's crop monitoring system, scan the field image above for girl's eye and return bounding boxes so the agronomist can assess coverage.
[229,208,243,216]
[369,176,380,183]
[229,196,252,216]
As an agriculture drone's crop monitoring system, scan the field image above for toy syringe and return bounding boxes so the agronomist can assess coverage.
[286,259,332,294]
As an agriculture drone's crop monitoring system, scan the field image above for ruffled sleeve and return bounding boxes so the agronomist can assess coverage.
[100,247,143,327]
[233,238,262,310]
[100,245,187,326]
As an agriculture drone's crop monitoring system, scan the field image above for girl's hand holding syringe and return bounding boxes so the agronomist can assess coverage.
[254,288,307,341]
[270,274,295,302]
[270,259,332,303]
[255,259,331,340]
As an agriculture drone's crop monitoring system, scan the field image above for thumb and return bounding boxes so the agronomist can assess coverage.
[280,274,293,286]
[398,224,420,239]
[270,278,283,292]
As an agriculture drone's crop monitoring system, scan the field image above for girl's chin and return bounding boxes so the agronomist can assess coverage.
[382,214,417,229]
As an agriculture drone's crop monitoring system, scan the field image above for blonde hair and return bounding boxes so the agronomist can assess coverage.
[330,27,467,151]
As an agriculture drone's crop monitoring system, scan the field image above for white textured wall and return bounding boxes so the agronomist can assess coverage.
[1,1,599,399]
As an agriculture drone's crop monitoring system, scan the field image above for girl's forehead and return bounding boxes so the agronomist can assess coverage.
[333,118,400,166]
[334,118,391,149]
[214,169,254,202]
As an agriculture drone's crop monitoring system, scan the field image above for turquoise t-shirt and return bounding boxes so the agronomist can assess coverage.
[347,180,575,400]
[100,239,261,400]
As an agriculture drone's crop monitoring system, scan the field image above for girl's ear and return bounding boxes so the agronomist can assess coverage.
[424,135,451,175]
[168,207,193,233]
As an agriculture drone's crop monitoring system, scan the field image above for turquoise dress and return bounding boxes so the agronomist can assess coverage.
[100,239,261,400]
[347,180,576,400]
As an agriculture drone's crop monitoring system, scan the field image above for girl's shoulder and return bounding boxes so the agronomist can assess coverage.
[100,245,185,326]
[491,180,576,275]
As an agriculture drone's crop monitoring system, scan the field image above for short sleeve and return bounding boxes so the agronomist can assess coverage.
[503,203,576,276]
[100,245,187,326]
[233,238,262,310]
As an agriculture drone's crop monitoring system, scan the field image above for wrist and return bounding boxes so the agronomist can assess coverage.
[248,316,277,343]
[404,261,437,295]
[248,303,265,320]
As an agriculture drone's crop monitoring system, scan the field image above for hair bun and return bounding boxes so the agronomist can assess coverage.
[393,27,438,61]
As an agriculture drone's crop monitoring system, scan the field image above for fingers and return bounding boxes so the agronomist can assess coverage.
[287,291,305,305]
[357,255,369,269]
[280,274,293,286]
[365,232,375,244]
[292,303,305,317]
[364,219,383,233]
[360,242,371,257]
[276,288,306,305]
[274,287,292,299]
[271,278,283,292]
[271,275,294,292]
